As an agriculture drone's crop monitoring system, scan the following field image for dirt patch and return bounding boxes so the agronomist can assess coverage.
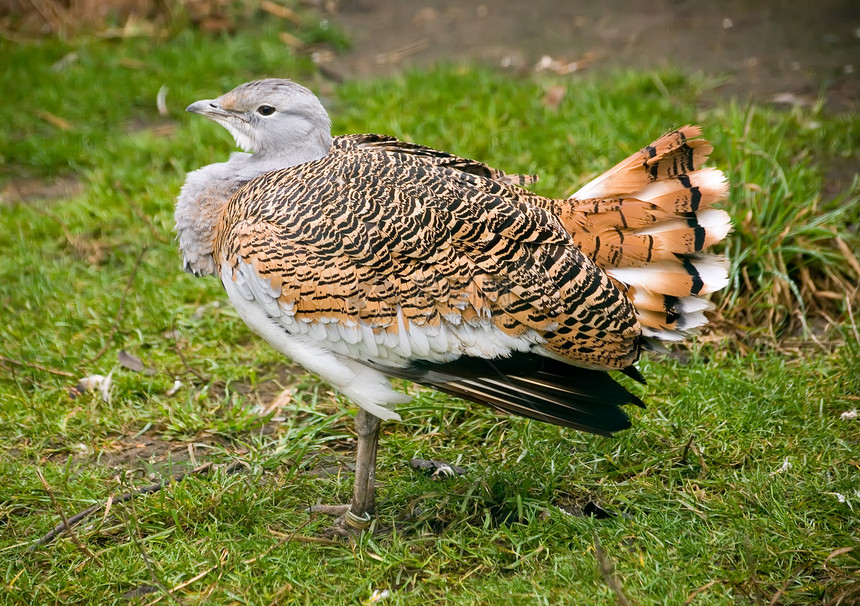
[0,175,85,205]
[324,0,859,112]
[85,434,222,473]
[35,363,307,474]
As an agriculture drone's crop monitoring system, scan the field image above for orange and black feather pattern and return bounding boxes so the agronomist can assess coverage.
[213,129,729,434]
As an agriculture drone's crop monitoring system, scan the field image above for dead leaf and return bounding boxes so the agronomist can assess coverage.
[410,458,467,478]
[118,350,144,372]
[162,328,182,340]
[542,85,567,110]
[534,52,597,75]
[69,373,112,402]
[51,51,79,72]
[260,0,302,24]
[261,386,296,416]
[165,380,183,397]
[118,350,155,375]
[413,7,438,25]
[156,85,168,117]
[367,589,391,603]
[35,110,72,131]
[279,30,304,49]
[118,57,145,69]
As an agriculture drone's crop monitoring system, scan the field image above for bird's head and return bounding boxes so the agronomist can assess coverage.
[186,79,332,159]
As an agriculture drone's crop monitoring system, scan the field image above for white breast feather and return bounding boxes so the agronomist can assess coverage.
[222,264,406,420]
[223,261,545,418]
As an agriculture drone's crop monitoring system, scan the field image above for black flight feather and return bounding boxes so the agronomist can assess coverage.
[372,353,645,436]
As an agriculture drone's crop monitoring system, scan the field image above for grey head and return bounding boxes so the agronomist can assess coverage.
[187,79,333,163]
[176,79,333,278]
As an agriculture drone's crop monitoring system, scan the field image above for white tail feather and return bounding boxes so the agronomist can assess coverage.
[608,257,729,296]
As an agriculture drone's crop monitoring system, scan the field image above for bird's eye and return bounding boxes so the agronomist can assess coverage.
[257,105,276,116]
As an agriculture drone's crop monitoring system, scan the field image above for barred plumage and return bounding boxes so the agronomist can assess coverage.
[216,136,640,368]
[175,79,732,529]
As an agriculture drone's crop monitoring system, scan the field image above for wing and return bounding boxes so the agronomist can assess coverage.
[334,134,539,187]
[214,142,643,432]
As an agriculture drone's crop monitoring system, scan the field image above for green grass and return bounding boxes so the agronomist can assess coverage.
[1,25,859,606]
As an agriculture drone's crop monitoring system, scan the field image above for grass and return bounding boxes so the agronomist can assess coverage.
[1,21,859,606]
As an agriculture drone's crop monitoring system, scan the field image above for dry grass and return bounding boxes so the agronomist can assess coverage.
[2,0,301,38]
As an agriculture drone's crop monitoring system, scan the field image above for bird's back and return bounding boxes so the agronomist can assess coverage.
[214,134,641,372]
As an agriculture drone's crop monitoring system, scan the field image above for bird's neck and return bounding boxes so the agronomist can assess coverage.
[252,123,334,165]
[175,142,331,277]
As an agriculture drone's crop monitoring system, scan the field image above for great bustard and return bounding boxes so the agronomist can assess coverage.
[175,79,731,533]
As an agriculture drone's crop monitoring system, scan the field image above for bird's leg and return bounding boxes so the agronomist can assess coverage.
[310,408,382,535]
[345,408,381,527]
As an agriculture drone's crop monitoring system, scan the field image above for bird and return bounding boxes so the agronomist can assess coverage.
[175,79,731,533]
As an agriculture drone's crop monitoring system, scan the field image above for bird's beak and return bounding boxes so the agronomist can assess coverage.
[186,99,232,122]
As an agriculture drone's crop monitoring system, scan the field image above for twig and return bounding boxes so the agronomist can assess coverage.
[681,435,708,475]
[34,469,101,565]
[83,247,146,367]
[684,579,725,605]
[0,355,75,378]
[375,38,430,65]
[125,484,180,606]
[0,25,30,43]
[123,192,170,245]
[290,535,339,545]
[26,0,71,33]
[28,461,244,552]
[149,549,228,604]
[681,434,695,465]
[845,293,860,346]
[768,567,803,606]
[824,546,854,568]
[593,532,632,606]
[742,539,765,604]
[824,583,860,606]
[173,336,208,383]
[260,0,302,24]
[242,514,317,565]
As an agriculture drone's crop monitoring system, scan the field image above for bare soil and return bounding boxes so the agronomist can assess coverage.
[325,0,859,113]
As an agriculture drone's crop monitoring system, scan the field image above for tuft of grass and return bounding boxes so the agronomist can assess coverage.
[713,103,860,337]
[1,28,858,606]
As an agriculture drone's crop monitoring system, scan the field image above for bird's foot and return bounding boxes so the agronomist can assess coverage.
[308,504,373,538]
[410,458,467,479]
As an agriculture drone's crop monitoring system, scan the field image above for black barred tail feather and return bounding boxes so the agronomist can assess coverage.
[558,126,732,344]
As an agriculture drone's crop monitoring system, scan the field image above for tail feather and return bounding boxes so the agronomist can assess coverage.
[559,126,732,344]
[573,125,713,199]
[636,167,727,213]
[607,255,729,296]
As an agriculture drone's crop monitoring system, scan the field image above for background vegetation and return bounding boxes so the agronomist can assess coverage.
[1,2,858,604]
